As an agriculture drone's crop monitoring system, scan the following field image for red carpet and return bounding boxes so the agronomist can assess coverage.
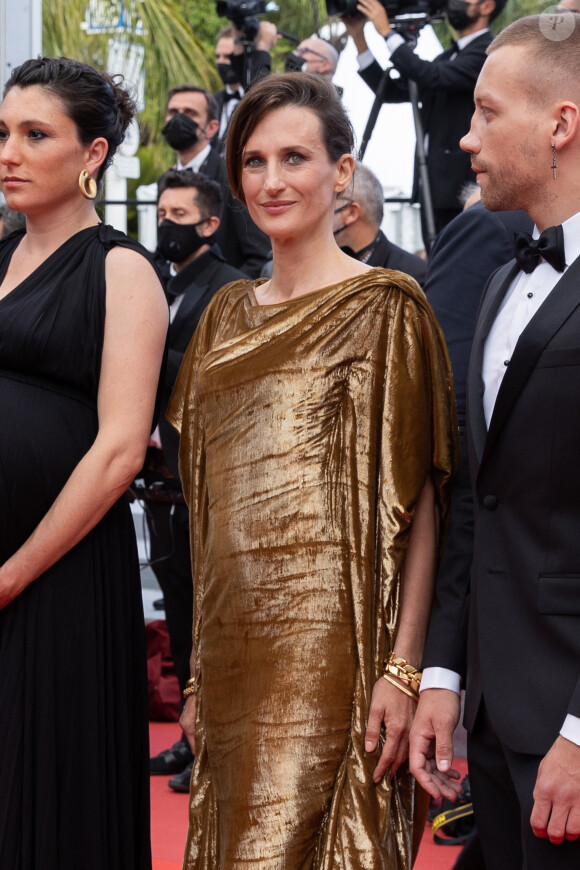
[150,722,465,870]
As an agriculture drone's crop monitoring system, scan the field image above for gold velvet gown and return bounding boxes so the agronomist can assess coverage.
[168,269,458,870]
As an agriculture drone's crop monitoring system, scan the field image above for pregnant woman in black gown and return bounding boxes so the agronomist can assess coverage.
[0,58,168,869]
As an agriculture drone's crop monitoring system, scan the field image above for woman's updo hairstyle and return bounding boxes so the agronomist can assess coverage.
[4,57,136,183]
[225,72,355,204]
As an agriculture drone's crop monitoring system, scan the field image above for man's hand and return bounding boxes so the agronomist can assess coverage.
[342,14,369,55]
[531,736,580,843]
[409,688,463,800]
[255,21,279,52]
[365,676,416,782]
[357,0,392,37]
[180,694,196,755]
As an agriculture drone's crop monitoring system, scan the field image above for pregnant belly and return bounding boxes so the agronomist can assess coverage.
[0,373,98,561]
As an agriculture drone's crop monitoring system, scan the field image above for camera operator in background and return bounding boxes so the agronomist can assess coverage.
[148,169,248,792]
[334,161,427,285]
[211,20,279,153]
[343,0,506,242]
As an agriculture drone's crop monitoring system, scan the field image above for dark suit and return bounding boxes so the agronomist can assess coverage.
[147,247,247,693]
[359,32,492,227]
[364,229,427,286]
[197,146,270,278]
[423,250,580,867]
[425,202,532,432]
[210,89,242,154]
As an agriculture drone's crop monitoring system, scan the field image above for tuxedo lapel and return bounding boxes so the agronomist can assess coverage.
[468,261,518,464]
[481,255,580,466]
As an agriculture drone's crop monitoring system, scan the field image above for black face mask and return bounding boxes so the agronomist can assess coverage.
[284,52,306,73]
[217,62,240,87]
[157,218,208,264]
[161,113,202,151]
[446,0,477,31]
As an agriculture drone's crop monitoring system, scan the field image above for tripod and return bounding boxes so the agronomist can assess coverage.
[358,19,438,251]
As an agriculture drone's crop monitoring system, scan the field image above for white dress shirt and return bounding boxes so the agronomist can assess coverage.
[421,210,580,747]
[356,27,490,72]
[177,143,211,173]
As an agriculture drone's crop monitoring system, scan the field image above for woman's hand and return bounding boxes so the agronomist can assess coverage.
[365,675,416,783]
[180,695,196,755]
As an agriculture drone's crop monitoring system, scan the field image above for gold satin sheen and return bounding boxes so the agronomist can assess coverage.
[168,269,458,870]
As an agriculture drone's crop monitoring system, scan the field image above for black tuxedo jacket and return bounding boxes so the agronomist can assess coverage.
[359,31,492,211]
[424,254,580,755]
[366,229,427,286]
[158,246,247,480]
[198,146,270,278]
[425,202,532,432]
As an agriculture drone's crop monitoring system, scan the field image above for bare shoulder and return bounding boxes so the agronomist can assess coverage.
[104,245,166,318]
[104,244,161,287]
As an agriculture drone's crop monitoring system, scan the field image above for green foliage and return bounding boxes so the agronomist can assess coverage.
[43,0,218,136]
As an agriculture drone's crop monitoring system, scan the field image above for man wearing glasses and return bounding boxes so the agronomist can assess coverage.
[285,37,339,81]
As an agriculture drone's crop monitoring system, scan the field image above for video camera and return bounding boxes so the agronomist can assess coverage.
[215,0,266,41]
[325,0,445,38]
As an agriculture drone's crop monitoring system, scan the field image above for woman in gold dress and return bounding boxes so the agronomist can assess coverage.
[168,73,458,869]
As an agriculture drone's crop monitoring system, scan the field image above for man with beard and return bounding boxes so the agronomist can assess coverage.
[410,14,580,868]
[148,169,248,791]
[343,0,506,244]
[161,85,270,277]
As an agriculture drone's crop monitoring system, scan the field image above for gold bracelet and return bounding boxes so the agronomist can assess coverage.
[185,677,196,687]
[382,672,419,702]
[383,652,422,695]
[183,684,196,699]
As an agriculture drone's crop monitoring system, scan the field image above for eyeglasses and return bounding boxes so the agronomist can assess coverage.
[334,200,353,215]
[294,46,328,62]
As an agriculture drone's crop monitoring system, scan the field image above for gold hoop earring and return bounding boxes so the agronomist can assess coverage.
[79,169,97,200]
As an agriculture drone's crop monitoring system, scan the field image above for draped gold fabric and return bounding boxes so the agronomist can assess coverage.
[168,269,458,870]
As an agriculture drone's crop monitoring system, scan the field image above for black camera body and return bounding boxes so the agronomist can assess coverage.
[326,0,445,33]
[216,0,267,40]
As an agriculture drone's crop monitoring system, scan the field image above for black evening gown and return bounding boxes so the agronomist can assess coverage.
[0,225,152,870]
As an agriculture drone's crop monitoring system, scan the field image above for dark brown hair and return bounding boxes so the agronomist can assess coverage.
[4,56,135,183]
[165,85,219,123]
[225,72,354,203]
[158,168,223,220]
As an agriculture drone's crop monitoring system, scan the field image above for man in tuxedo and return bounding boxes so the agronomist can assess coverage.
[148,169,248,789]
[343,0,506,242]
[333,160,427,285]
[425,197,532,434]
[211,22,279,154]
[410,15,580,868]
[162,85,270,276]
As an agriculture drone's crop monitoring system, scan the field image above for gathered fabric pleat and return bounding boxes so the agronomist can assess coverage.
[168,269,458,870]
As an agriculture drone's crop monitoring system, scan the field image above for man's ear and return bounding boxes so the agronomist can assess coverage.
[343,201,362,227]
[201,215,220,237]
[552,101,580,151]
[205,119,220,141]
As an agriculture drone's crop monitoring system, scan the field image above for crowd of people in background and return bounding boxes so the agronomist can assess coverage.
[2,4,580,870]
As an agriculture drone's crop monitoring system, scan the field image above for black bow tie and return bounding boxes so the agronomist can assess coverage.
[223,89,242,103]
[514,225,566,274]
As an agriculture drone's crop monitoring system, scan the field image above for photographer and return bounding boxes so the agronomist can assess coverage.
[343,0,506,240]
